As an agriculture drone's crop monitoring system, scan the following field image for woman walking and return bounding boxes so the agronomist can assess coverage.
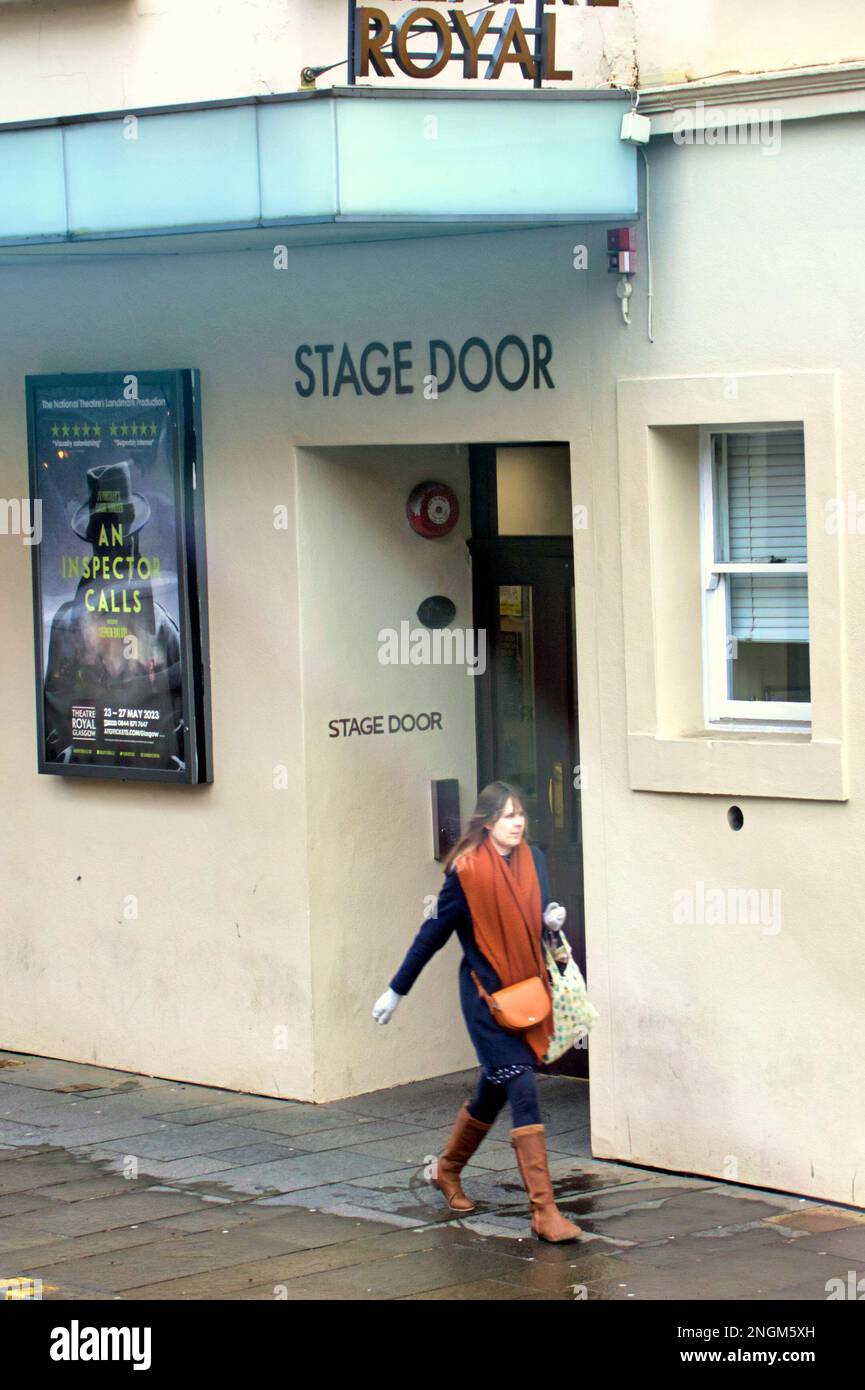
[372,781,582,1243]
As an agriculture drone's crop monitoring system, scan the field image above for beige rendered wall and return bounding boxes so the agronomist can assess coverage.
[0,250,315,1098]
[3,1,865,124]
[295,445,478,1101]
[2,107,865,1204]
[578,117,865,1206]
[0,223,589,1103]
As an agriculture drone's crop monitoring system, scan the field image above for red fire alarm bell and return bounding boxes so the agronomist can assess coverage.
[607,227,638,274]
[406,481,460,539]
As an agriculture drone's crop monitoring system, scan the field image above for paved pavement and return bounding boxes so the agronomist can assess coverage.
[1,1050,863,1301]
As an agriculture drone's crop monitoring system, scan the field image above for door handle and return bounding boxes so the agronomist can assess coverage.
[548,762,564,829]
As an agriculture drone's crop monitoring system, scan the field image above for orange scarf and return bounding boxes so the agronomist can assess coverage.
[456,835,553,1063]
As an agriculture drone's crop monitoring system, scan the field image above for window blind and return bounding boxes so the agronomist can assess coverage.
[727,431,807,563]
[724,431,809,643]
[723,430,812,642]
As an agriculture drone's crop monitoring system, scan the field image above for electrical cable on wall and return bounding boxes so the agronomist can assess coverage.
[639,146,655,343]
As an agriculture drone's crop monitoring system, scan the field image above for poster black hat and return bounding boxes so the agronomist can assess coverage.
[70,460,152,542]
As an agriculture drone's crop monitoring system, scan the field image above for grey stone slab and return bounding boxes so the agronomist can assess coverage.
[58,1087,290,1124]
[0,1228,76,1259]
[0,1160,103,1196]
[591,1192,789,1245]
[182,1143,313,1168]
[709,1184,841,1213]
[0,1189,208,1239]
[248,1205,401,1244]
[231,1107,394,1138]
[20,1119,170,1148]
[277,1119,429,1153]
[789,1225,865,1260]
[342,1166,427,1192]
[321,1127,478,1167]
[223,1244,539,1301]
[23,1219,321,1294]
[0,1191,57,1219]
[0,1058,148,1091]
[604,1248,851,1302]
[47,1091,228,1123]
[608,1225,826,1282]
[26,1217,406,1301]
[334,1074,479,1113]
[346,1187,450,1222]
[403,1277,555,1300]
[567,1182,718,1221]
[0,1124,55,1148]
[543,1128,593,1156]
[158,1204,308,1235]
[33,1177,153,1203]
[73,1149,234,1182]
[744,1274,854,1301]
[80,1121,298,1161]
[492,1249,625,1297]
[0,1112,46,1133]
[145,1232,522,1300]
[0,1223,177,1271]
[193,1149,415,1196]
[251,1182,438,1224]
[0,1087,93,1122]
[456,1213,537,1240]
[145,1101,302,1126]
[352,1078,581,1134]
[29,1284,127,1303]
[123,1223,454,1298]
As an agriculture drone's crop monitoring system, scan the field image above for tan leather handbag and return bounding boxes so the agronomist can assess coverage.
[470,970,551,1034]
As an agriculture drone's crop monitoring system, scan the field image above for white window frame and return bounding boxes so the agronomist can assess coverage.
[699,422,812,730]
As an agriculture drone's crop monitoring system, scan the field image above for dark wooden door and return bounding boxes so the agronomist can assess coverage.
[470,537,587,1079]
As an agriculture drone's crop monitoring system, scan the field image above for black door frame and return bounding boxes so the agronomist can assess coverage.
[467,442,580,805]
[467,442,587,1079]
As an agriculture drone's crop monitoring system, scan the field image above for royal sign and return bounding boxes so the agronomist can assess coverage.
[350,1,620,85]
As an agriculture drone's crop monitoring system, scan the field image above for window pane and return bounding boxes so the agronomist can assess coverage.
[728,634,811,703]
[729,573,808,643]
[717,429,810,708]
[496,446,572,535]
[495,586,538,821]
[726,430,807,563]
[727,573,809,702]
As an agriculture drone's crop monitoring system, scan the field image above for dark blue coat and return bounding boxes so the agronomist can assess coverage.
[389,844,553,1070]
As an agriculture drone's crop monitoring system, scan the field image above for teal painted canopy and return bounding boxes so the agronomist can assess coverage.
[0,89,637,246]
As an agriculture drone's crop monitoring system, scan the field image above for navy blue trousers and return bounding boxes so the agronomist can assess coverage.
[466,1067,541,1128]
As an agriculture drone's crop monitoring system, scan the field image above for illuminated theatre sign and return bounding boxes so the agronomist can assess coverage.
[349,1,621,85]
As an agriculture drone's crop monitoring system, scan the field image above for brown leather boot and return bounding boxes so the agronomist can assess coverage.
[431,1100,495,1212]
[510,1123,583,1242]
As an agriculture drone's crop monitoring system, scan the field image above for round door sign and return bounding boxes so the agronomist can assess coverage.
[406,481,460,539]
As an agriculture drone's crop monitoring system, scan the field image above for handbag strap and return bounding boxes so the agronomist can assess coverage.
[546,927,573,961]
[470,968,500,1014]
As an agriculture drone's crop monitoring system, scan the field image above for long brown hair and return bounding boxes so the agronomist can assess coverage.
[443,780,528,873]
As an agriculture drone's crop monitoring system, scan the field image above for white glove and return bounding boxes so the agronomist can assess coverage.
[543,902,567,930]
[372,987,403,1025]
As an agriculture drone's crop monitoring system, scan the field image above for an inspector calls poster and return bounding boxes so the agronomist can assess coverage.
[26,370,213,783]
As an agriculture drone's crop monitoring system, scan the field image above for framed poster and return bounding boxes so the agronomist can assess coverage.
[26,370,213,783]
